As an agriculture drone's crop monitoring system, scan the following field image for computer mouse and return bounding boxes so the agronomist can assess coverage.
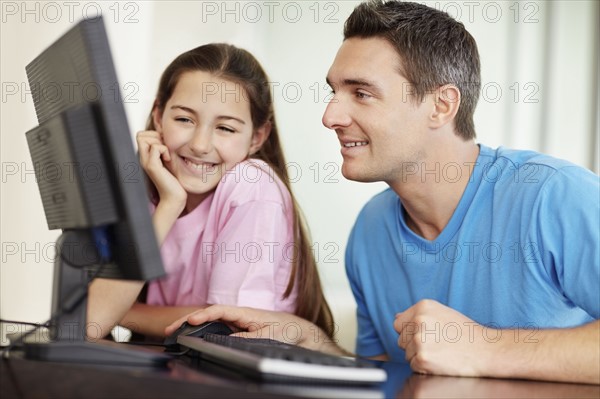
[164,321,233,348]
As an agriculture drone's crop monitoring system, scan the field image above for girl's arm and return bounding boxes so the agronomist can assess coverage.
[119,303,206,338]
[87,284,203,339]
[87,131,186,338]
[137,129,187,226]
[96,199,185,338]
[152,200,185,245]
[88,279,145,338]
[166,305,353,356]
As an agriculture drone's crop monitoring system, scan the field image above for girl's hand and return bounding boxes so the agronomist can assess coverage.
[136,130,186,211]
[164,305,346,356]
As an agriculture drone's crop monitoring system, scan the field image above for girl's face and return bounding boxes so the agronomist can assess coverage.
[153,71,269,207]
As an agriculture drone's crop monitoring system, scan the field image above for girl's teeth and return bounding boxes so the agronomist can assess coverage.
[185,158,214,169]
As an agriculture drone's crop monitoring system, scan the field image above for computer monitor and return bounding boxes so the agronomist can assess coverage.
[22,16,166,365]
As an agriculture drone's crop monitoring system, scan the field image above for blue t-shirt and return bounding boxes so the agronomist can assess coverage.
[345,144,600,360]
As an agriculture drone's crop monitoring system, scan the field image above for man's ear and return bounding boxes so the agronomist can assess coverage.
[249,121,272,155]
[429,84,460,129]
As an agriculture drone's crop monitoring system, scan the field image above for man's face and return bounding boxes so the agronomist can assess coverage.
[323,37,433,185]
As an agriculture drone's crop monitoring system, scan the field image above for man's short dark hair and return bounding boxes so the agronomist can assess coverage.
[344,0,481,140]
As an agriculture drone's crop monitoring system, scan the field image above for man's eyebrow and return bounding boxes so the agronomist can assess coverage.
[325,77,382,92]
[170,105,245,124]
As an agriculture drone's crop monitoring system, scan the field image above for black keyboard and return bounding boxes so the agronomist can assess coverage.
[176,334,387,385]
[202,333,374,368]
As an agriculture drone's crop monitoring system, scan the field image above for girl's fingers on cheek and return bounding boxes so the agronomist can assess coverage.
[160,147,171,162]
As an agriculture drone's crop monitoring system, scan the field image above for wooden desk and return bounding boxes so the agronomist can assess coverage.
[1,354,291,399]
[382,362,600,398]
[2,352,599,398]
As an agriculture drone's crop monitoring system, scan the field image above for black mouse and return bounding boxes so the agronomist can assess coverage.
[164,321,233,348]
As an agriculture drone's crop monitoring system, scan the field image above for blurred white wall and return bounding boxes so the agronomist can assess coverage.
[1,1,598,351]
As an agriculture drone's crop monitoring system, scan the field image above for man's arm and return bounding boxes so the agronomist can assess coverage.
[394,299,599,384]
[493,319,600,384]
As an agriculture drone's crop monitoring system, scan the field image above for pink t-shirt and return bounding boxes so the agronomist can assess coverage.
[146,159,297,313]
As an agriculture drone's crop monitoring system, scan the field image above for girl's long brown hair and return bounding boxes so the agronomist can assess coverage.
[147,44,334,338]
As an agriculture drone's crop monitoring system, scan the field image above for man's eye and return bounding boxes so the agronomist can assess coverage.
[356,91,371,99]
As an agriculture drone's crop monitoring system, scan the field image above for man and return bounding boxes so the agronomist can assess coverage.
[167,0,599,384]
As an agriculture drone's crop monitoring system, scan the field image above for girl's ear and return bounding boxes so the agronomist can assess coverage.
[152,105,163,133]
[249,121,272,155]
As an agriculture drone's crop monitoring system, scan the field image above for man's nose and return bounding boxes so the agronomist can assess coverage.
[322,96,351,130]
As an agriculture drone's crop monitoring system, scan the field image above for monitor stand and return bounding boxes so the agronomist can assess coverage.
[22,230,169,367]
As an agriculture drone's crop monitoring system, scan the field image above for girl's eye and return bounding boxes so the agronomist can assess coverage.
[175,117,193,124]
[217,126,236,134]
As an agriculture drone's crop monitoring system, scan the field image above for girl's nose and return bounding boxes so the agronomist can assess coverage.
[189,128,213,154]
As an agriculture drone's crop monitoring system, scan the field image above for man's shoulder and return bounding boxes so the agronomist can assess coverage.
[481,145,598,187]
[492,146,589,174]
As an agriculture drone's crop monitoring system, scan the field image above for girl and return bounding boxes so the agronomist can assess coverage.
[89,44,334,339]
